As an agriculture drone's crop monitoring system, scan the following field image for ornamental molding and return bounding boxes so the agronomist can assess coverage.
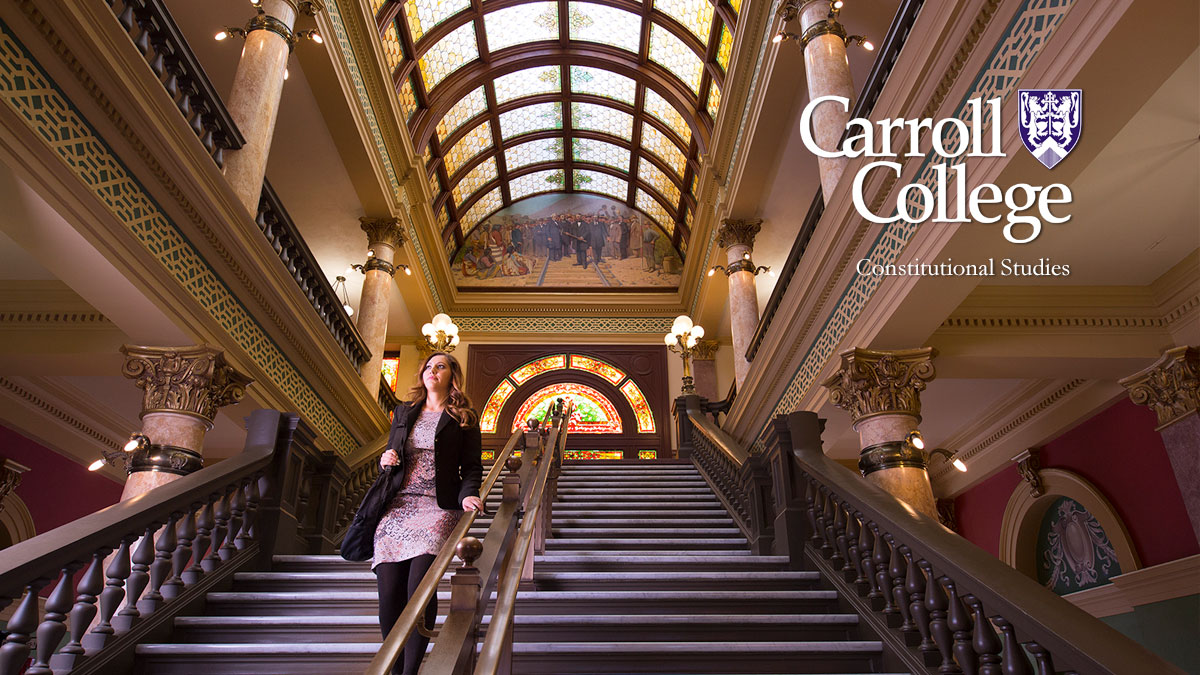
[692,339,720,361]
[1119,346,1199,431]
[716,219,763,251]
[0,311,113,329]
[120,345,254,424]
[360,216,405,250]
[1013,448,1044,498]
[822,347,937,425]
[0,458,30,513]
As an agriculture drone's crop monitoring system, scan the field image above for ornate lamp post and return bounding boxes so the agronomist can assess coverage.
[664,314,705,394]
[421,313,461,354]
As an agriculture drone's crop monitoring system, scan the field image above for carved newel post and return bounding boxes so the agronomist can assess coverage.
[1119,345,1200,543]
[356,217,405,397]
[716,219,763,389]
[119,345,253,501]
[823,347,939,517]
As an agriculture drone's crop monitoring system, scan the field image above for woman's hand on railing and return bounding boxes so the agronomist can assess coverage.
[379,449,398,469]
[461,496,482,512]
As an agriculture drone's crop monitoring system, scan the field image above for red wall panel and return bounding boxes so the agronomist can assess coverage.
[0,424,123,541]
[954,398,1198,567]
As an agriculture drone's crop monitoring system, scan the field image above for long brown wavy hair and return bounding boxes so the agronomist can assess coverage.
[405,352,477,427]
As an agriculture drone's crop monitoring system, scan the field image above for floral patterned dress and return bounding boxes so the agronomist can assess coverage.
[372,410,463,568]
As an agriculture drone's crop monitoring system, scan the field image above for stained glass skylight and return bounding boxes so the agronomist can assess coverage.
[648,24,703,94]
[375,0,732,249]
[654,0,715,43]
[419,22,479,91]
[641,124,687,178]
[568,3,642,53]
[573,103,634,139]
[405,0,472,43]
[570,66,636,104]
[574,138,631,172]
[637,189,673,234]
[499,102,563,139]
[443,120,494,177]
[510,170,564,200]
[575,170,627,201]
[505,137,563,171]
[484,3,559,52]
[494,66,562,105]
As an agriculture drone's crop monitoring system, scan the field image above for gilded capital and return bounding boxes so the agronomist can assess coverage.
[359,217,405,250]
[692,339,720,361]
[822,347,937,425]
[120,345,254,424]
[716,219,762,251]
[1119,345,1199,430]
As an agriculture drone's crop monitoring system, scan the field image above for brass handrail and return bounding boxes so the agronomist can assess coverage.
[363,421,531,675]
[473,403,573,675]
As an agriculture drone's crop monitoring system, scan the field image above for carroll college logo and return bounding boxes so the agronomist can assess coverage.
[1018,89,1081,169]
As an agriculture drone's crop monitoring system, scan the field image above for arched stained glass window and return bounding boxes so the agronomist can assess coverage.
[512,382,623,433]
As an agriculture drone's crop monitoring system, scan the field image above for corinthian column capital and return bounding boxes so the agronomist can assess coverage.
[120,345,254,424]
[822,347,938,425]
[716,219,763,251]
[359,217,405,250]
[1119,346,1199,430]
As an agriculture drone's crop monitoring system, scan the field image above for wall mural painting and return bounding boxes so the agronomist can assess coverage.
[511,382,623,434]
[1037,496,1122,595]
[451,193,683,289]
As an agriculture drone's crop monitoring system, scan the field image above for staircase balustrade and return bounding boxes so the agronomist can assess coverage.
[0,410,391,675]
[676,397,1181,674]
[364,402,568,675]
[379,375,401,415]
[256,180,373,369]
[104,0,244,169]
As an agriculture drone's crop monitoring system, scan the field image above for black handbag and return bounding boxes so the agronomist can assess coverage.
[339,466,404,562]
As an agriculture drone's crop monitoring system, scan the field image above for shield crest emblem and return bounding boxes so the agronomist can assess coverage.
[1018,89,1081,169]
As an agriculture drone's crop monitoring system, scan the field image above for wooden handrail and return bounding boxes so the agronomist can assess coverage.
[473,403,572,675]
[363,421,533,675]
[685,396,748,466]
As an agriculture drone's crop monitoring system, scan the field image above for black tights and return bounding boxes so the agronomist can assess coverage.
[376,554,437,675]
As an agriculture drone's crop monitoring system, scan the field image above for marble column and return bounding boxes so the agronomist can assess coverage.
[357,217,405,397]
[798,0,855,198]
[823,347,938,517]
[691,339,720,402]
[1119,345,1200,543]
[223,0,300,215]
[119,345,253,501]
[716,219,763,389]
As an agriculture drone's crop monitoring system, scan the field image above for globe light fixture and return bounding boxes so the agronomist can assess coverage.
[665,315,705,394]
[422,313,460,353]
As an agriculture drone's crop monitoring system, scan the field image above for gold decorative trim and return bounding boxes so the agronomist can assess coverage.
[1119,346,1199,431]
[716,219,763,251]
[822,347,937,425]
[121,345,253,424]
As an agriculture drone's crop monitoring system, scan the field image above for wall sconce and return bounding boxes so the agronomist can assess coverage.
[88,432,148,472]
[906,429,924,450]
[332,275,354,317]
[773,0,872,51]
[421,313,460,353]
[930,448,968,473]
[708,261,773,277]
[350,250,411,277]
[664,315,704,394]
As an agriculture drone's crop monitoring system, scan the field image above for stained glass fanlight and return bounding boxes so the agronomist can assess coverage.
[512,383,623,434]
[377,0,733,249]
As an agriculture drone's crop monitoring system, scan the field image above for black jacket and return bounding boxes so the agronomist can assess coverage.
[385,403,483,510]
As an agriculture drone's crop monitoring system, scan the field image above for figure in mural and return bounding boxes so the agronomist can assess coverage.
[451,194,683,288]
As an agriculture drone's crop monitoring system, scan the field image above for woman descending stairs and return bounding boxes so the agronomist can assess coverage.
[134,461,901,674]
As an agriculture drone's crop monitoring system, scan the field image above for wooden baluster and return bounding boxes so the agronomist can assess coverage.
[149,512,179,606]
[889,538,913,632]
[85,536,133,651]
[804,480,820,545]
[226,484,246,555]
[239,477,262,546]
[0,581,43,675]
[116,1,136,29]
[966,595,1002,675]
[905,549,935,654]
[164,509,195,600]
[992,617,1033,675]
[60,551,104,658]
[207,494,229,570]
[945,579,977,675]
[27,567,74,674]
[832,501,850,573]
[922,566,959,674]
[116,525,156,629]
[820,491,836,557]
[188,501,214,583]
[859,522,879,600]
[1024,642,1055,675]
[844,509,861,582]
[872,525,893,612]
